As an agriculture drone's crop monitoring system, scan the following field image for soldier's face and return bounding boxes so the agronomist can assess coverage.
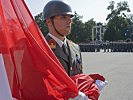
[53,14,72,36]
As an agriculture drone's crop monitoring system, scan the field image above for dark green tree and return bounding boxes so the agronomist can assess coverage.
[68,12,84,43]
[84,19,96,42]
[105,1,131,41]
[35,13,48,36]
[68,12,96,43]
[127,14,133,25]
[127,14,133,40]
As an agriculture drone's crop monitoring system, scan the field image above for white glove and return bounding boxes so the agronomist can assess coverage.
[13,98,18,100]
[68,91,88,100]
[95,80,108,91]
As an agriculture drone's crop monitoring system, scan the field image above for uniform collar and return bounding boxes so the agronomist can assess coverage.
[48,33,67,47]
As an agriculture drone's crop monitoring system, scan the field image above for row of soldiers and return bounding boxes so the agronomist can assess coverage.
[79,42,133,52]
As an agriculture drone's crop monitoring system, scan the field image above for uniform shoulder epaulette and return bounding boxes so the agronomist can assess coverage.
[48,39,56,49]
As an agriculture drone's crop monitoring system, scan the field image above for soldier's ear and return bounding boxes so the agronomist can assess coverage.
[45,18,52,26]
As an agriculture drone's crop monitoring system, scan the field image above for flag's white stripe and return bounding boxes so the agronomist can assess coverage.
[0,54,13,100]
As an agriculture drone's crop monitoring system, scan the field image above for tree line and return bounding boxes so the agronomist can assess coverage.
[35,0,133,43]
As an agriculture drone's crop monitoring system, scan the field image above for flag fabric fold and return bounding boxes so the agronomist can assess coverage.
[70,74,100,100]
[0,0,78,99]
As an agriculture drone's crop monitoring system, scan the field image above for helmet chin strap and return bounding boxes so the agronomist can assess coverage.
[50,18,65,37]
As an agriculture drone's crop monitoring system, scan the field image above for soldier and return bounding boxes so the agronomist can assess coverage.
[44,0,82,76]
[43,0,106,99]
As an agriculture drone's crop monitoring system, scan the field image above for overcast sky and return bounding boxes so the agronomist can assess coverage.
[25,0,133,23]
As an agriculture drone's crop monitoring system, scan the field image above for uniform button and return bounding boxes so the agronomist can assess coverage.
[70,67,73,70]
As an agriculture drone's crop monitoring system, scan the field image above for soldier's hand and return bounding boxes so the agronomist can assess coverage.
[95,80,108,91]
[68,91,88,100]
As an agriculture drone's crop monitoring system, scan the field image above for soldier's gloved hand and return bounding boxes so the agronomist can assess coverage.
[95,80,108,91]
[13,98,18,100]
[68,91,88,100]
[89,74,105,82]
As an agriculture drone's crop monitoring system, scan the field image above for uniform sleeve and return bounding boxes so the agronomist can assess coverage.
[79,45,83,73]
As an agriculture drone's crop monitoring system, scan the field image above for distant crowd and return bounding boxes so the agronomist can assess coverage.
[79,41,133,52]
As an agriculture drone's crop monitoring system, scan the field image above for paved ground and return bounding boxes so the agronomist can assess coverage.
[81,52,133,100]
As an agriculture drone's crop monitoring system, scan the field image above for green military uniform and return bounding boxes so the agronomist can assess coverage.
[45,35,83,76]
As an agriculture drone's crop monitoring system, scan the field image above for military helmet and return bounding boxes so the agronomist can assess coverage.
[43,0,73,20]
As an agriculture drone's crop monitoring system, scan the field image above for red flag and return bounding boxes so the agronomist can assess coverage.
[70,74,100,100]
[0,0,78,99]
